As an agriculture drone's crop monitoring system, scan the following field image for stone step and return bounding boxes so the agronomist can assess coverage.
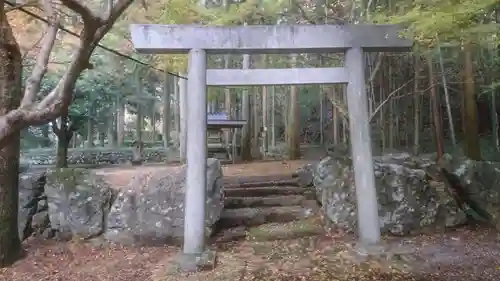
[224,195,306,209]
[247,217,324,241]
[224,186,304,197]
[225,179,298,189]
[218,206,314,229]
[224,174,295,184]
[214,217,324,243]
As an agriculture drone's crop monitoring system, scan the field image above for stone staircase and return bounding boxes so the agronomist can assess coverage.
[213,174,324,243]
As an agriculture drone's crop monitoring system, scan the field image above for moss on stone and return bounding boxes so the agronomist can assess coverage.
[46,168,109,195]
[247,218,324,241]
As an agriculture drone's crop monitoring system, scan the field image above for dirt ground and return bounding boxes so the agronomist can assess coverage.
[1,226,499,281]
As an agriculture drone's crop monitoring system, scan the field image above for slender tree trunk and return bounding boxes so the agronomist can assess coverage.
[379,67,386,151]
[437,43,456,146]
[136,104,143,142]
[98,128,105,146]
[240,54,252,161]
[151,103,157,143]
[252,87,260,157]
[41,124,50,147]
[388,61,394,150]
[163,72,171,149]
[494,7,500,151]
[270,85,276,148]
[0,7,23,265]
[342,87,348,144]
[178,73,188,163]
[223,54,231,150]
[85,111,94,148]
[287,54,301,159]
[413,54,421,155]
[462,41,481,160]
[55,114,70,168]
[107,110,116,147]
[428,55,445,158]
[173,75,180,145]
[117,98,125,146]
[332,86,339,145]
[262,84,268,154]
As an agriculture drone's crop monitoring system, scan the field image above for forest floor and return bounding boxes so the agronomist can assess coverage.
[1,226,499,281]
[3,156,500,280]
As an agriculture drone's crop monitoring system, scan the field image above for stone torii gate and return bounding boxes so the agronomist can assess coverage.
[130,24,412,271]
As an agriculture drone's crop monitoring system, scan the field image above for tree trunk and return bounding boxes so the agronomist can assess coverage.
[332,86,339,145]
[178,73,188,163]
[240,54,252,161]
[173,75,180,146]
[287,54,300,159]
[494,7,500,151]
[107,111,116,147]
[136,104,143,142]
[54,114,71,168]
[151,103,157,143]
[223,55,232,151]
[0,7,23,266]
[85,110,94,148]
[98,130,105,147]
[252,87,261,158]
[162,72,171,149]
[262,84,268,154]
[463,41,481,160]
[117,98,125,146]
[388,61,394,150]
[437,43,456,146]
[41,124,50,147]
[270,85,276,148]
[413,54,421,155]
[57,135,69,168]
[428,55,445,158]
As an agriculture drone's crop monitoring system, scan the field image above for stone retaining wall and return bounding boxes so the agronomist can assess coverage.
[21,148,176,166]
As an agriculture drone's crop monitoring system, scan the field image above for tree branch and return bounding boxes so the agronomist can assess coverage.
[21,30,46,61]
[5,1,38,13]
[59,0,102,26]
[104,0,113,19]
[368,53,384,83]
[20,0,59,108]
[102,0,134,22]
[0,0,136,149]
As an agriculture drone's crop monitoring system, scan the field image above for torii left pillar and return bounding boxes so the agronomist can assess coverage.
[176,49,214,272]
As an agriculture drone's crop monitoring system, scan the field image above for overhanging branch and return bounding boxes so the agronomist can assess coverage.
[21,0,59,108]
[59,0,102,26]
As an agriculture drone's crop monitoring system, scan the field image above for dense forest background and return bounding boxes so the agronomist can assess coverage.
[5,0,499,164]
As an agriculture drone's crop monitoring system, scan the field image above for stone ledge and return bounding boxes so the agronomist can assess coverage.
[21,148,175,166]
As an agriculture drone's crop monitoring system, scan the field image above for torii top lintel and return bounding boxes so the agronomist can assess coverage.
[129,24,412,55]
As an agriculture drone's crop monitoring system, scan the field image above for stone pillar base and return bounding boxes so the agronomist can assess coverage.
[169,249,217,273]
[339,241,420,273]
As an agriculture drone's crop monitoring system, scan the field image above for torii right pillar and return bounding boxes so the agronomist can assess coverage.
[345,47,381,245]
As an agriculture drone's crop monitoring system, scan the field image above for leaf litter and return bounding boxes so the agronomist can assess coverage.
[2,225,494,281]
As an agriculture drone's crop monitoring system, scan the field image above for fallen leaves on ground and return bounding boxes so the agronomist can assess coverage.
[1,226,499,281]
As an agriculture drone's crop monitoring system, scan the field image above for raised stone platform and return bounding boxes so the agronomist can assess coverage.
[21,148,173,166]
